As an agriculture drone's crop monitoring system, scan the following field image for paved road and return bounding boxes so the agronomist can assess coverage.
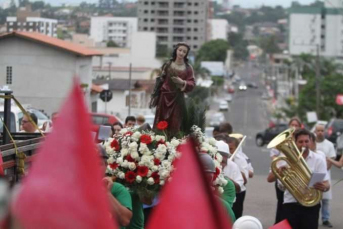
[209,62,343,228]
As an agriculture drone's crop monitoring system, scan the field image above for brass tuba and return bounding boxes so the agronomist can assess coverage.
[267,128,322,207]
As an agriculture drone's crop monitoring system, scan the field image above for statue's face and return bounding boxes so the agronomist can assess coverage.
[176,45,188,60]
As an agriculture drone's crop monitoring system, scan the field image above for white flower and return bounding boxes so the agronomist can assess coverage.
[106,147,115,155]
[214,160,220,168]
[132,132,142,141]
[155,135,165,142]
[121,148,129,157]
[147,170,152,177]
[121,160,129,168]
[171,139,180,147]
[129,142,138,150]
[215,153,223,163]
[120,128,128,135]
[131,152,139,159]
[160,180,165,186]
[136,175,142,183]
[107,157,115,164]
[139,143,148,152]
[155,152,165,160]
[218,187,224,194]
[129,162,136,171]
[147,177,155,185]
[119,172,125,179]
[151,165,159,172]
[156,144,167,153]
[160,170,170,179]
[116,157,123,164]
[209,138,217,146]
[121,141,128,148]
[162,161,171,168]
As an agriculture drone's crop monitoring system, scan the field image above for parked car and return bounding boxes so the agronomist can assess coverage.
[255,124,288,147]
[219,101,229,111]
[228,86,235,94]
[239,82,247,91]
[224,94,233,103]
[247,82,258,88]
[91,113,122,131]
[325,118,343,146]
[209,112,225,127]
[0,105,50,132]
[261,92,271,100]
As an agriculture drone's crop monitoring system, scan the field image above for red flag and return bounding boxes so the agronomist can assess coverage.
[0,152,4,176]
[147,139,232,229]
[11,79,117,229]
[336,94,343,105]
[269,219,292,229]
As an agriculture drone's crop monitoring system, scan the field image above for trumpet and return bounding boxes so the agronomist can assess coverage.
[267,128,322,207]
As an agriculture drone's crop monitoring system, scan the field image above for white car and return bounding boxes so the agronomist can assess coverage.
[224,94,233,103]
[0,105,50,132]
[239,84,247,91]
[219,101,229,111]
[209,112,225,126]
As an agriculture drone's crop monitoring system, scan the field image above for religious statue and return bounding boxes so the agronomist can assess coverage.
[152,43,195,136]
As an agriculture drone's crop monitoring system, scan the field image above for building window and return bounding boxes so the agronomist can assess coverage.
[194,20,198,23]
[144,18,148,22]
[6,66,12,85]
[194,45,198,49]
[195,3,199,6]
[151,19,155,22]
[194,28,198,32]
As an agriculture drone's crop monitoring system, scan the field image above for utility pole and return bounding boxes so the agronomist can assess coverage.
[108,62,112,79]
[128,63,132,116]
[315,44,320,118]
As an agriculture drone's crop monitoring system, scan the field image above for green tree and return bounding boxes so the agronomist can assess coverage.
[259,35,280,54]
[107,40,119,47]
[195,39,230,65]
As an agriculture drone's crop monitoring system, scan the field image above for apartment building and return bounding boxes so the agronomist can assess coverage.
[137,0,209,52]
[6,5,57,37]
[289,0,343,58]
[90,17,138,48]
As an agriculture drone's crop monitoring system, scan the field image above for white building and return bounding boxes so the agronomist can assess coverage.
[208,19,229,40]
[289,1,343,58]
[0,31,102,116]
[92,31,162,73]
[7,17,58,37]
[90,17,138,48]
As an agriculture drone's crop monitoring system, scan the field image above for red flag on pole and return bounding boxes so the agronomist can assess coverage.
[336,94,343,105]
[11,79,117,229]
[269,219,292,229]
[0,152,4,176]
[147,139,232,229]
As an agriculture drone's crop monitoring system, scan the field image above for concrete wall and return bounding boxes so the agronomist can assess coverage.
[289,14,321,55]
[0,37,93,116]
[324,14,343,57]
[209,19,229,40]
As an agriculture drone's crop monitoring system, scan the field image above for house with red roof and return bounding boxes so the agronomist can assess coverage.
[0,31,102,116]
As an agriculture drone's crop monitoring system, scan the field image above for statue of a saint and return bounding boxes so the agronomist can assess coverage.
[152,43,195,136]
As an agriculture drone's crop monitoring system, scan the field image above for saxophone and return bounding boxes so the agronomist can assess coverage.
[267,128,322,207]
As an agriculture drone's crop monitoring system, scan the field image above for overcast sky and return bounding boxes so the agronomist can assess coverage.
[0,0,317,8]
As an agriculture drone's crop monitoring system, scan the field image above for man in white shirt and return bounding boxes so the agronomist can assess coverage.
[269,129,330,229]
[215,140,244,194]
[227,137,249,219]
[315,124,336,228]
[21,113,39,133]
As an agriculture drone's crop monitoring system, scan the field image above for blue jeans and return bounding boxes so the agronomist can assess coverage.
[321,199,330,221]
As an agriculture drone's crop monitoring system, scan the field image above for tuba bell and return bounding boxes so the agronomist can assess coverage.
[267,128,322,207]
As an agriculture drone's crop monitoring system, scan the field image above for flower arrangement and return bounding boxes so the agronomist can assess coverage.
[190,126,228,193]
[103,122,181,199]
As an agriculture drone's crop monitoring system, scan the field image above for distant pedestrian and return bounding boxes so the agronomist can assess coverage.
[21,113,39,133]
[112,122,123,138]
[136,115,145,126]
[219,122,233,135]
[315,124,336,228]
[124,116,136,128]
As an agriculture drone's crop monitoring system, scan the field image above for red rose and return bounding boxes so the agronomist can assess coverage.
[137,166,149,177]
[213,167,220,181]
[151,171,160,184]
[110,139,120,151]
[140,134,152,144]
[156,140,166,147]
[157,121,168,130]
[125,171,136,183]
[124,131,133,136]
[126,155,135,162]
[109,162,119,170]
[153,158,161,165]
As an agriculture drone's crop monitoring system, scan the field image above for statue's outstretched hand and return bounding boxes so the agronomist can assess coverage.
[171,76,185,86]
